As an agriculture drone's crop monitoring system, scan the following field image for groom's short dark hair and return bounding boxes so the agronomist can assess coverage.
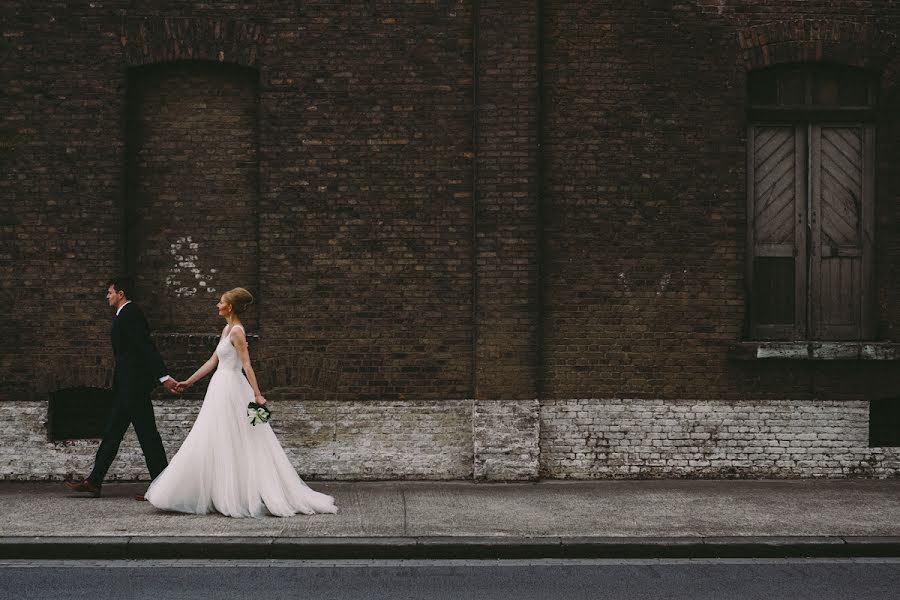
[107,275,136,299]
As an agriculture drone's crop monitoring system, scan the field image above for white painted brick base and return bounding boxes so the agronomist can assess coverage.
[540,399,900,478]
[3,398,899,480]
[0,400,474,481]
[473,399,540,480]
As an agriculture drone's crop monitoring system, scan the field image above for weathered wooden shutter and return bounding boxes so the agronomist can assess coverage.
[809,125,875,340]
[747,125,807,339]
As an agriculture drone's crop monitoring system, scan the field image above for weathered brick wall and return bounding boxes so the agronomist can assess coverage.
[127,61,259,333]
[541,0,900,401]
[256,1,474,402]
[471,0,542,478]
[2,2,474,403]
[0,398,473,481]
[473,0,541,401]
[473,399,540,480]
[541,398,900,478]
[4,1,900,481]
[2,2,127,399]
[9,396,900,481]
[2,2,480,480]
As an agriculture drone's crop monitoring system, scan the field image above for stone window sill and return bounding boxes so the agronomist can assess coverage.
[728,341,899,361]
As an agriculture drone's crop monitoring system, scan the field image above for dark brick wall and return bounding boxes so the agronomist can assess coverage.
[3,0,899,412]
[474,0,541,401]
[127,62,259,334]
[541,0,900,401]
[256,1,474,402]
[2,2,475,402]
[2,2,127,398]
[541,1,744,400]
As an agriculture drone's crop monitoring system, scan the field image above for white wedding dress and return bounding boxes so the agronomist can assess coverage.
[145,325,337,518]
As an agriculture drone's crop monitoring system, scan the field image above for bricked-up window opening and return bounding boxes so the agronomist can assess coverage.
[125,61,259,334]
[869,399,900,447]
[48,387,114,441]
[746,64,877,341]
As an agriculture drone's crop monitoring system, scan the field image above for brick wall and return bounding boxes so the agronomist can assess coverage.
[541,398,900,479]
[2,2,127,398]
[127,61,260,333]
[0,398,473,481]
[473,0,541,401]
[1,2,475,403]
[541,1,900,401]
[7,396,899,481]
[3,1,900,481]
[256,1,474,402]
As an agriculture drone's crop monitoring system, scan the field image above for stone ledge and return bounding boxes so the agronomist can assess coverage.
[728,341,900,361]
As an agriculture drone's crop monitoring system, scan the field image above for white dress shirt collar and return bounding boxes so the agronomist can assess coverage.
[116,301,132,317]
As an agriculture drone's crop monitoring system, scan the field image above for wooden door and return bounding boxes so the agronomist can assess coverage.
[747,125,807,339]
[809,125,875,340]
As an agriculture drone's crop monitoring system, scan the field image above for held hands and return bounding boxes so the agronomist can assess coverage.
[162,378,180,395]
[175,380,192,394]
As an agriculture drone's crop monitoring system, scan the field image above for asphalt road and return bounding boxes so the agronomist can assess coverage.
[2,558,898,599]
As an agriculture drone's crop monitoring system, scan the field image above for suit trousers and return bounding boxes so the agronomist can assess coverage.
[88,386,168,485]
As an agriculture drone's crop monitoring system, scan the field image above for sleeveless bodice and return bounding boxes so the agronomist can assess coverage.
[216,326,243,372]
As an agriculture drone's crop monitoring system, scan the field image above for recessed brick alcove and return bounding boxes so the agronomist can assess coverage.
[125,60,260,334]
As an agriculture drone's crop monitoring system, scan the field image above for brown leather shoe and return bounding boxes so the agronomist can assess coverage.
[134,493,147,501]
[64,478,102,498]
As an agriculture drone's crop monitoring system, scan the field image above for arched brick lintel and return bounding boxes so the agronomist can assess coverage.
[738,19,898,72]
[121,18,263,68]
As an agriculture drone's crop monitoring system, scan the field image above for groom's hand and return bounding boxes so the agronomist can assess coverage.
[162,378,180,394]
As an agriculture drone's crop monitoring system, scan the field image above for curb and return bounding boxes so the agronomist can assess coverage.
[2,536,900,560]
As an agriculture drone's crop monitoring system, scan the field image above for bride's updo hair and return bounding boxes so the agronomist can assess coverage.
[222,287,254,315]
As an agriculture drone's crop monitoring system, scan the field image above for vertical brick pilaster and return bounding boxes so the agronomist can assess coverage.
[474,399,540,480]
[473,0,541,479]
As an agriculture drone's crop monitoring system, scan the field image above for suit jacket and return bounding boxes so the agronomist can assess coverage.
[112,303,168,395]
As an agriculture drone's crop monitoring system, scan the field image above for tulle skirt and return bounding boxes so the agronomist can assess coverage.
[145,368,337,518]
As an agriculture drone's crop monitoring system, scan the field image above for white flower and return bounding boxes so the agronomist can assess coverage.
[247,404,270,426]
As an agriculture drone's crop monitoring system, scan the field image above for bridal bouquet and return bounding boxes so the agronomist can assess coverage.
[247,402,271,426]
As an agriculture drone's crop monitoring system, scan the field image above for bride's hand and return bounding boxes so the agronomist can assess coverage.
[255,393,267,406]
[176,380,191,393]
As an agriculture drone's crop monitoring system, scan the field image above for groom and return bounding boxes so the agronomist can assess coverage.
[65,276,179,499]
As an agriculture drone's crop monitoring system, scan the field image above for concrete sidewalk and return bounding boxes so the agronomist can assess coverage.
[1,480,899,559]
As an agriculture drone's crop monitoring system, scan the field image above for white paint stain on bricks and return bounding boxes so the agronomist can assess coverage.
[165,236,217,297]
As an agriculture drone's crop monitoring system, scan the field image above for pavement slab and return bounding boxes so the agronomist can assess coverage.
[1,479,898,558]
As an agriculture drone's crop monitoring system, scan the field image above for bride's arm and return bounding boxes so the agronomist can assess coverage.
[179,350,219,390]
[231,328,266,405]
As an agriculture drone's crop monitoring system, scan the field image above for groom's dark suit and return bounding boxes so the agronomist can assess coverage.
[87,302,169,485]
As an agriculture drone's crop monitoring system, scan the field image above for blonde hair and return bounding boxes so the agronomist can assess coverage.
[222,287,255,315]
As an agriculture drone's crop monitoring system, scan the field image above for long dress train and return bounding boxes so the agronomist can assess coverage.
[145,325,337,518]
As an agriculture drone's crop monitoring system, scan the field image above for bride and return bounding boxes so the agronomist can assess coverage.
[145,287,337,518]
